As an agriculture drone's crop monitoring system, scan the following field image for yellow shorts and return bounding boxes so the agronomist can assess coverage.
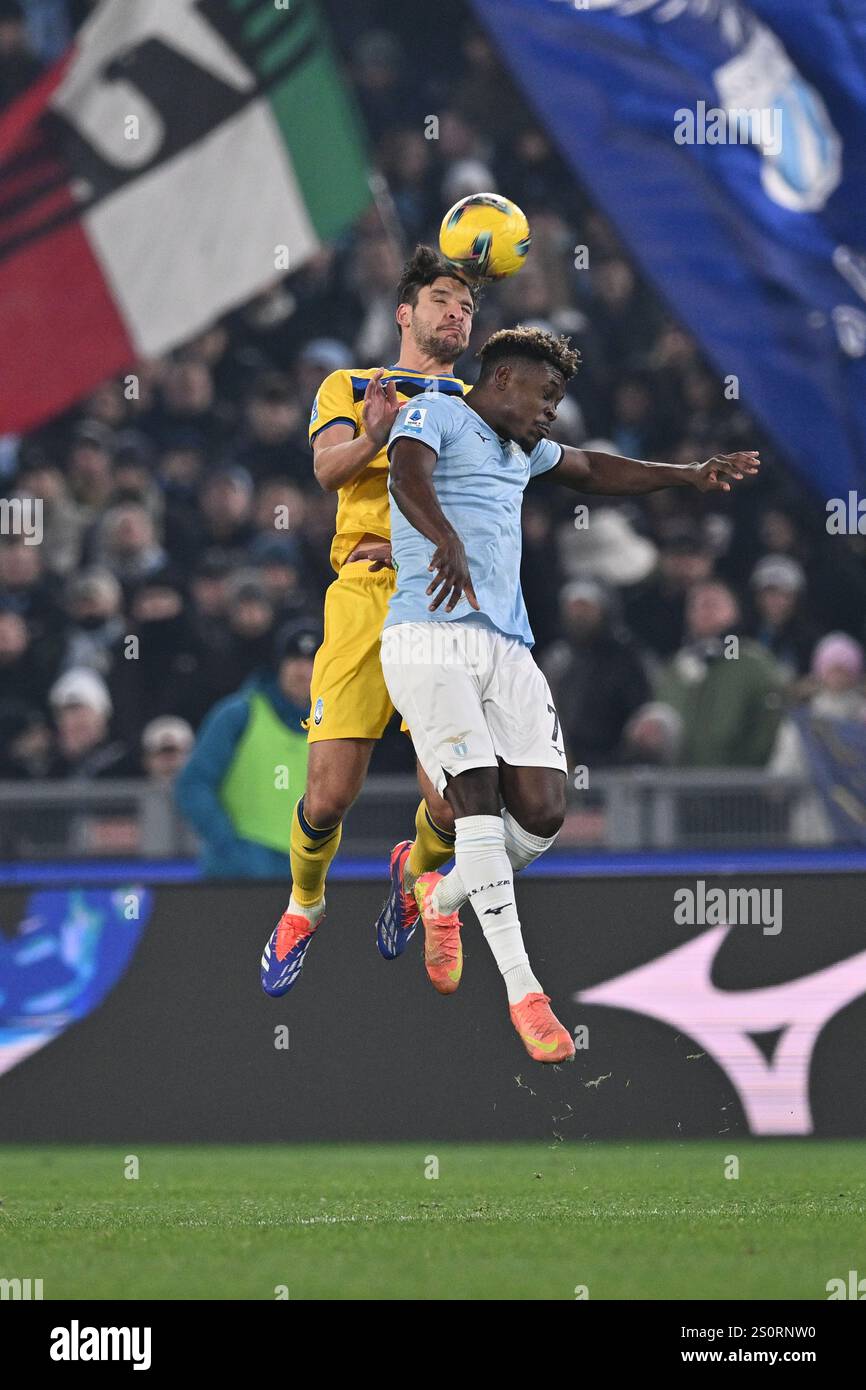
[304,560,399,742]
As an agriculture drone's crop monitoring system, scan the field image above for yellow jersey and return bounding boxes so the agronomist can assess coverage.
[309,365,468,573]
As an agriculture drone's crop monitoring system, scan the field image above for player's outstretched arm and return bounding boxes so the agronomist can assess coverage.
[389,437,479,613]
[550,445,761,495]
[313,370,400,492]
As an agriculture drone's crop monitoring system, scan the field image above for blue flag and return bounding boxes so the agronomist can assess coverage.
[792,709,866,845]
[470,0,866,500]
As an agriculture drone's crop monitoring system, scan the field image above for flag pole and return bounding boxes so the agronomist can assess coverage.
[367,169,408,259]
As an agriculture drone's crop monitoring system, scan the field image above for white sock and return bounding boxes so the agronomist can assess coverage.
[288,894,324,928]
[453,814,542,1005]
[502,809,560,870]
[503,961,544,1005]
[432,810,559,914]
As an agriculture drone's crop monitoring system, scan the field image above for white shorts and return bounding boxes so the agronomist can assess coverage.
[380,620,569,795]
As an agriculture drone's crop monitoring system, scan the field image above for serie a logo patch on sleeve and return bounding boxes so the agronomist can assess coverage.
[403,406,427,432]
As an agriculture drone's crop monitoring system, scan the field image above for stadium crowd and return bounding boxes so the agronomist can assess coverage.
[1,0,865,801]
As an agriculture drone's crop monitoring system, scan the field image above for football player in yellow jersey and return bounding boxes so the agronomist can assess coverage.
[260,247,478,998]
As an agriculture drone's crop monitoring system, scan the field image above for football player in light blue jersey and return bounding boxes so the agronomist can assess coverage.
[379,325,761,1063]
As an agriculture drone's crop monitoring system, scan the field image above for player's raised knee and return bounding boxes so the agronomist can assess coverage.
[524,807,564,839]
[516,788,566,840]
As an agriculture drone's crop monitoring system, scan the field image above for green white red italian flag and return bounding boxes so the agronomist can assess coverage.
[0,0,370,432]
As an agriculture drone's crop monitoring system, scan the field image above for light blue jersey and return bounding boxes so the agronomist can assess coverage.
[385,391,563,647]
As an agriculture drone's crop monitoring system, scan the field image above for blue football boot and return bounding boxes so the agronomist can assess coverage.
[375,840,420,959]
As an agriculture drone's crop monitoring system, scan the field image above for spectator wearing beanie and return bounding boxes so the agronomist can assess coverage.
[746,555,820,679]
[140,716,194,782]
[770,633,866,843]
[46,668,134,779]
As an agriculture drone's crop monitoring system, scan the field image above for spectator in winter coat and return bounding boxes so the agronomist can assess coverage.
[655,580,785,767]
[175,622,318,877]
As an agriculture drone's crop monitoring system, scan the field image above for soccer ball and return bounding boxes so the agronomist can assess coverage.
[439,193,531,280]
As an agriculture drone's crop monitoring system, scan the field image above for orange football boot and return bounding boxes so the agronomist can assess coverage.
[413,871,463,994]
[509,992,575,1063]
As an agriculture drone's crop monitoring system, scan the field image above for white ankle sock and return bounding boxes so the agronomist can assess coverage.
[503,962,543,1005]
[432,810,559,914]
[453,814,542,1005]
[288,894,324,927]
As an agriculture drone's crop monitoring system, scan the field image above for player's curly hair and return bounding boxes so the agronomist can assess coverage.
[396,244,480,310]
[476,325,581,380]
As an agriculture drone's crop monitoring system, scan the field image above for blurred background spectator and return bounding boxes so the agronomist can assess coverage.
[770,633,866,843]
[141,716,194,784]
[542,580,650,770]
[746,555,819,681]
[0,0,43,106]
[46,668,134,780]
[621,702,684,768]
[175,622,318,877]
[654,581,784,768]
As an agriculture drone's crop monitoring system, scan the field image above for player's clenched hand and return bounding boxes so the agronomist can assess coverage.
[691,451,761,493]
[363,369,400,449]
[427,532,480,613]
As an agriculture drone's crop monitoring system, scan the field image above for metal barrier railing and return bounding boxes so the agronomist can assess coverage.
[0,770,829,859]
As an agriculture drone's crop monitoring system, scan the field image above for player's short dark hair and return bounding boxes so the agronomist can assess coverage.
[396,244,479,311]
[476,325,581,382]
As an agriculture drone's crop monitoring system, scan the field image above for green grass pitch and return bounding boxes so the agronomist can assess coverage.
[1,1142,864,1300]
